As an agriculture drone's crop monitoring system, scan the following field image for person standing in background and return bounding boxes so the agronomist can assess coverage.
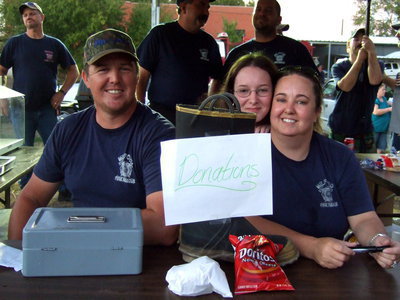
[329,28,384,153]
[0,2,79,146]
[0,2,79,193]
[384,23,400,151]
[372,83,392,153]
[317,64,327,84]
[220,0,318,79]
[136,0,223,124]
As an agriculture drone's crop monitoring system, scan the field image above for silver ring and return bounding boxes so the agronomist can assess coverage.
[391,261,398,268]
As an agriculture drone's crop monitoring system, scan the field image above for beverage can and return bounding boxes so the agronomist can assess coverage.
[344,137,354,151]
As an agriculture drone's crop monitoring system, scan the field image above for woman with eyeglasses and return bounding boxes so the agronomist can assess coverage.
[245,66,400,269]
[221,52,279,133]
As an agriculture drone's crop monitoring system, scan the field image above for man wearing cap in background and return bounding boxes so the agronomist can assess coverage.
[8,29,178,246]
[220,0,318,81]
[136,0,223,124]
[0,2,79,148]
[329,28,384,153]
[384,23,400,151]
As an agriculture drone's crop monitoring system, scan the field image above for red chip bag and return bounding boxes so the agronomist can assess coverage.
[229,234,294,294]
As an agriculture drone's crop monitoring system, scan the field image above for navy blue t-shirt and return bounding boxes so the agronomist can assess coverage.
[34,103,175,208]
[329,58,384,135]
[265,132,374,239]
[223,36,318,77]
[137,21,223,108]
[0,33,76,111]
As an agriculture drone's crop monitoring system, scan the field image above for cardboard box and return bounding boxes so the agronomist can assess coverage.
[22,207,143,277]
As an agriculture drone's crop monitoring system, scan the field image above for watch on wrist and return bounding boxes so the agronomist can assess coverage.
[59,89,67,95]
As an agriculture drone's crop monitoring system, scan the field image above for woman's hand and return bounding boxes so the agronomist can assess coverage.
[255,123,270,133]
[310,237,357,269]
[370,234,400,269]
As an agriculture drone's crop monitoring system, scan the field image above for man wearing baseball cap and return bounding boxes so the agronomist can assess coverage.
[0,2,79,198]
[0,2,79,147]
[385,23,400,150]
[8,29,178,246]
[137,0,223,124]
[328,28,384,152]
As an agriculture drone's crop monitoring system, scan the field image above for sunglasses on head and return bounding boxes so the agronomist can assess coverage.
[279,65,321,85]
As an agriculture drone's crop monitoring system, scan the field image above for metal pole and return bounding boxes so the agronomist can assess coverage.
[366,0,371,36]
[151,0,160,28]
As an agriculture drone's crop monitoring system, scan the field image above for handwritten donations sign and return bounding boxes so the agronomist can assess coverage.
[161,134,272,225]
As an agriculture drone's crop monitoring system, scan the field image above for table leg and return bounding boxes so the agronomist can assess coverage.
[5,188,10,208]
[0,188,11,208]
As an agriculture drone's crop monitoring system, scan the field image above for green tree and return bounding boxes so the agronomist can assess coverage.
[0,0,125,69]
[353,0,400,36]
[126,3,151,48]
[222,18,243,43]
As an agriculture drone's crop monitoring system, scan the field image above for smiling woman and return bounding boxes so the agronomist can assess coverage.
[244,66,400,270]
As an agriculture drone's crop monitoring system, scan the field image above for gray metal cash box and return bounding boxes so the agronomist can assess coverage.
[22,207,143,277]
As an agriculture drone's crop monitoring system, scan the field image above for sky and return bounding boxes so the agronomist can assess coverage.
[277,0,359,41]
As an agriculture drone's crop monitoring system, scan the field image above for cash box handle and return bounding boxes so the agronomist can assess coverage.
[67,216,106,223]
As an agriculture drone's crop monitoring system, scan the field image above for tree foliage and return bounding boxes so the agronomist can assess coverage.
[353,0,400,36]
[126,3,175,49]
[0,0,125,68]
[222,18,243,43]
[126,3,152,48]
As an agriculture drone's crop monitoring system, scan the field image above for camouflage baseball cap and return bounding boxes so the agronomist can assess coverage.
[19,2,43,14]
[83,29,138,65]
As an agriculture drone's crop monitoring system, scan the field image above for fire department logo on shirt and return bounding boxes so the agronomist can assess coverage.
[274,52,286,65]
[44,50,54,63]
[115,153,136,184]
[316,179,338,208]
[199,49,210,61]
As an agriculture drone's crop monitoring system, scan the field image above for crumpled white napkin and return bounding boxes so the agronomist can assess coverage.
[0,242,22,271]
[166,256,232,298]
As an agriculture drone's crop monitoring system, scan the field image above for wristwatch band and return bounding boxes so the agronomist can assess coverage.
[59,89,67,95]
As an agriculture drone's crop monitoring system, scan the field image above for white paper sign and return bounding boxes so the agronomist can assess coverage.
[161,133,272,225]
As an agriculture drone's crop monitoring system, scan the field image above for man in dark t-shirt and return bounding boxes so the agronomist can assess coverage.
[0,2,79,146]
[137,0,223,124]
[220,0,318,80]
[329,28,384,153]
[8,29,178,246]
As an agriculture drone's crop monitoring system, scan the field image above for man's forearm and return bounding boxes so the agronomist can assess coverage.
[136,67,151,103]
[0,65,8,76]
[8,196,40,240]
[367,56,383,85]
[383,75,396,90]
[59,64,79,93]
[337,60,363,92]
[141,208,178,246]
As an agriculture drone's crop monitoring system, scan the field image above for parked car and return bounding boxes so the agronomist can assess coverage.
[321,79,337,135]
[384,61,399,79]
